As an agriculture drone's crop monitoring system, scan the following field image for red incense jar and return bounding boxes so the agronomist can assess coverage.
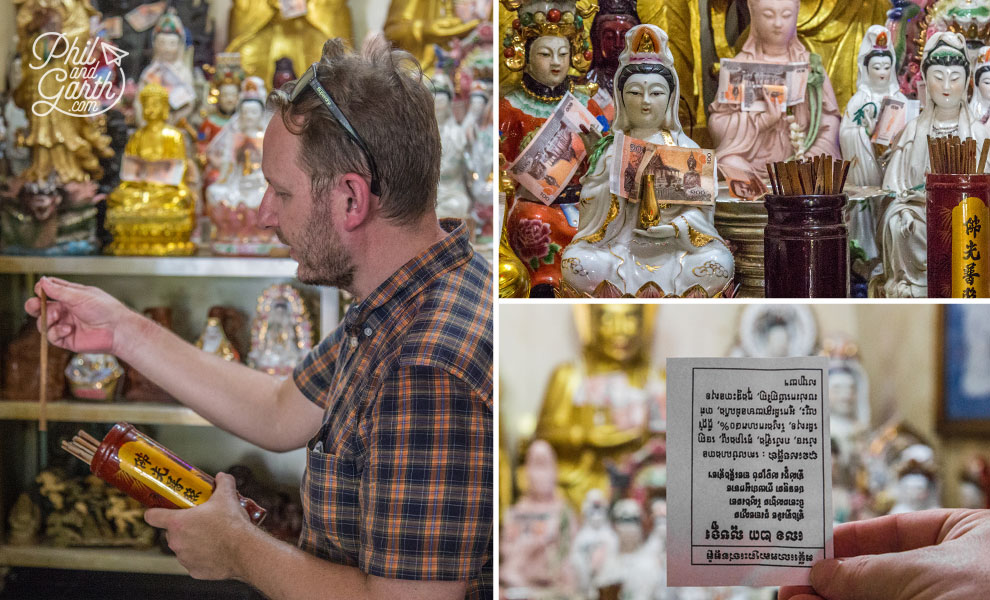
[90,422,267,525]
[925,173,990,298]
[763,194,849,298]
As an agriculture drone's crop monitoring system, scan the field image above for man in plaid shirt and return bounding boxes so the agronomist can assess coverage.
[27,36,492,600]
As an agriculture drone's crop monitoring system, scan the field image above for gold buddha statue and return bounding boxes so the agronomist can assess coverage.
[384,0,483,71]
[105,84,195,256]
[224,0,353,88]
[13,0,111,184]
[532,304,664,508]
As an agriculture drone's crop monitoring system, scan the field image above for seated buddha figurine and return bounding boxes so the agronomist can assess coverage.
[708,0,841,180]
[562,25,734,298]
[533,304,664,509]
[106,84,195,256]
[205,76,284,256]
[880,32,990,297]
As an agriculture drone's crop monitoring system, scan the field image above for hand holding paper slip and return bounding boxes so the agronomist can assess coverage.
[665,357,833,587]
[780,509,990,600]
[506,92,602,205]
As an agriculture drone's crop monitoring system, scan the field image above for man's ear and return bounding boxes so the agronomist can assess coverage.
[337,173,375,232]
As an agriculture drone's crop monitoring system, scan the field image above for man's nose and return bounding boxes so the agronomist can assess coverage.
[257,187,278,229]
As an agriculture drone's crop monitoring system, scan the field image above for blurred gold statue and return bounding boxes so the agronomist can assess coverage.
[384,0,484,71]
[533,304,664,508]
[13,0,111,184]
[105,84,195,256]
[224,0,354,88]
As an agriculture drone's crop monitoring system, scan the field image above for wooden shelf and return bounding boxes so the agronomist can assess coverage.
[0,255,298,278]
[0,544,186,575]
[0,401,210,426]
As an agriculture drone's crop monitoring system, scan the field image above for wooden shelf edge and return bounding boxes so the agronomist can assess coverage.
[0,544,187,575]
[0,255,298,278]
[0,401,211,426]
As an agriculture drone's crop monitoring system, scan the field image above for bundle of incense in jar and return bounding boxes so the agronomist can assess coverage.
[765,154,853,196]
[927,136,990,174]
[62,422,267,525]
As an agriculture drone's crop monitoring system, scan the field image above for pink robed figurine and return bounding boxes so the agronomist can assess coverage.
[708,0,841,180]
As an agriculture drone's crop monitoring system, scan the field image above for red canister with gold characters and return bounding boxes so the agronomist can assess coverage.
[89,422,266,525]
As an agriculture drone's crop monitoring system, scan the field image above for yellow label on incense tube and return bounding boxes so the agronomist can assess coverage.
[952,197,989,298]
[118,441,213,508]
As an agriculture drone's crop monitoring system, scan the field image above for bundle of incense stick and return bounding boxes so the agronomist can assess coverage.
[765,154,853,196]
[62,430,100,464]
[927,136,990,174]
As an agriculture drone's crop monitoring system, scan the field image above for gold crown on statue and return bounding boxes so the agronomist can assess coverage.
[500,0,598,73]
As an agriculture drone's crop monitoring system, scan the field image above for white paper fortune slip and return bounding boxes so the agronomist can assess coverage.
[666,357,833,587]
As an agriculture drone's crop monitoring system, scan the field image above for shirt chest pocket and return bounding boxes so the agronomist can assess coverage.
[304,445,363,560]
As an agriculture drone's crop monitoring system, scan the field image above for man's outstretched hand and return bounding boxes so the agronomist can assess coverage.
[780,509,990,600]
[24,276,139,356]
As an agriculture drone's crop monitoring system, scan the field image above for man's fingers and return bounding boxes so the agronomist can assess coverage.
[833,509,962,557]
[144,507,175,529]
[778,585,817,600]
[810,554,906,600]
[213,471,238,497]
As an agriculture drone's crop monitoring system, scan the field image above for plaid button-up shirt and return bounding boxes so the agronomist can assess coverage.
[293,219,493,599]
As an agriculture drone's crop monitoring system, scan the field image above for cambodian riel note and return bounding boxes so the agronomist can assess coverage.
[717,59,809,111]
[871,96,907,145]
[610,131,718,206]
[507,92,602,205]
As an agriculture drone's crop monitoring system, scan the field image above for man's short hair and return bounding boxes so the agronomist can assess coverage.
[267,36,441,224]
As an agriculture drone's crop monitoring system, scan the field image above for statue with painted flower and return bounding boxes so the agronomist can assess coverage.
[499,0,605,297]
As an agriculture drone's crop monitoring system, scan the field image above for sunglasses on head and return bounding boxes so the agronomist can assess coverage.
[290,63,381,196]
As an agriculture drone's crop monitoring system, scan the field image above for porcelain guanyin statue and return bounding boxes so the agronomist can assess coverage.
[499,0,605,297]
[878,32,989,297]
[708,0,841,180]
[560,25,734,298]
[499,439,576,593]
[198,55,245,185]
[970,47,990,123]
[432,71,472,220]
[204,76,285,256]
[135,10,198,126]
[105,84,196,256]
[840,26,908,188]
